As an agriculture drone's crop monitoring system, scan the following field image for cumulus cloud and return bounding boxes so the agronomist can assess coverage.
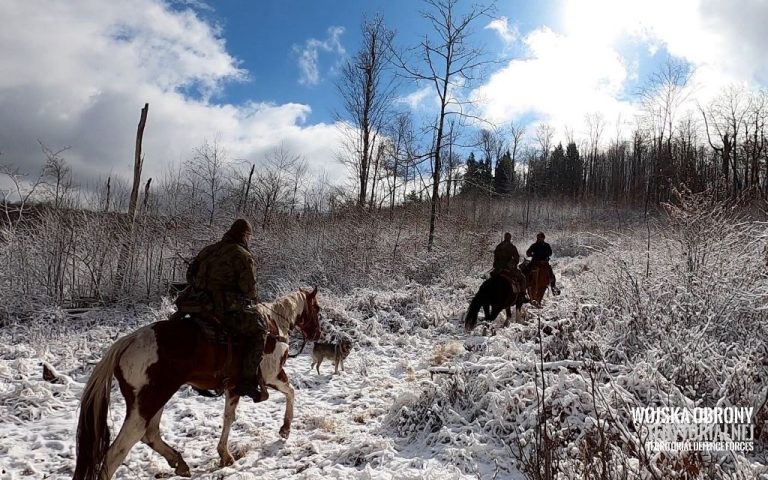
[293,26,346,86]
[0,0,347,191]
[471,0,768,142]
[472,26,635,138]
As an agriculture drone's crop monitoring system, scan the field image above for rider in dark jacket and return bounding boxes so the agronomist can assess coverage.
[491,232,528,300]
[525,232,560,295]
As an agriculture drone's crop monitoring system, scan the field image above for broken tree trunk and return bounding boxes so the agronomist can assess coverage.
[115,103,149,296]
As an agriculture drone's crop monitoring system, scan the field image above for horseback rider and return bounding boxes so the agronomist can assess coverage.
[175,219,269,402]
[491,232,529,301]
[524,232,561,296]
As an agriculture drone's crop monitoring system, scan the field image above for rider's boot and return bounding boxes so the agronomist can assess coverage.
[235,331,269,402]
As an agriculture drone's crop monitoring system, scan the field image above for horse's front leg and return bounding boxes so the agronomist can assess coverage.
[217,391,240,467]
[503,306,513,327]
[268,368,295,439]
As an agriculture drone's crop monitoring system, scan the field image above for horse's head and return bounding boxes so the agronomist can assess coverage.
[297,286,322,341]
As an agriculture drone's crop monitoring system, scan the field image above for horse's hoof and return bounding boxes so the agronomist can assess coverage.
[175,463,191,477]
[219,454,235,467]
[279,427,290,439]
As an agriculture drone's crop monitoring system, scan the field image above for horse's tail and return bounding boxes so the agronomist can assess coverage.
[464,286,486,332]
[73,334,136,480]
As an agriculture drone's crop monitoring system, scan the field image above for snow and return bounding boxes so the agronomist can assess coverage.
[2,217,768,479]
[0,282,525,479]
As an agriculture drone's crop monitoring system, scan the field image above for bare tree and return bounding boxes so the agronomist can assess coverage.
[639,59,692,152]
[186,138,228,226]
[252,144,302,229]
[638,59,692,200]
[0,164,45,230]
[508,122,525,189]
[393,0,495,250]
[585,113,605,196]
[336,15,396,208]
[40,142,73,209]
[535,123,554,162]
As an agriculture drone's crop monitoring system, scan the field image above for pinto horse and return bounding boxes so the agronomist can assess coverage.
[464,275,525,332]
[73,287,321,480]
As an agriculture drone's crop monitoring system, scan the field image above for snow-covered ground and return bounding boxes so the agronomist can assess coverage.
[0,277,531,480]
[3,224,768,480]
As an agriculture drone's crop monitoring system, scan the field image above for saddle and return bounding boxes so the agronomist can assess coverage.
[492,267,524,293]
[521,259,548,273]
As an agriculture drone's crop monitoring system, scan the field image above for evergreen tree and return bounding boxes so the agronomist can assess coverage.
[461,152,480,194]
[494,150,514,194]
[564,142,582,197]
[549,143,566,194]
[481,157,494,190]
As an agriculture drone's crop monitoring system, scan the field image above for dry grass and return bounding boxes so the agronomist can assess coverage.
[306,416,337,432]
[431,340,466,366]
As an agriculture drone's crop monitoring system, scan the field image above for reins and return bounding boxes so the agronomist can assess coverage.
[257,293,313,358]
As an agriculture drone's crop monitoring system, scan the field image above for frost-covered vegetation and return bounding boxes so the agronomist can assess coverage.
[387,189,768,479]
[2,188,768,479]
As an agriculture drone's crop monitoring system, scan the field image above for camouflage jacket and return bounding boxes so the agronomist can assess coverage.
[184,238,257,313]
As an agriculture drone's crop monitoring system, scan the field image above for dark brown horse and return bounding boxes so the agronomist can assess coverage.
[464,275,526,332]
[73,288,322,480]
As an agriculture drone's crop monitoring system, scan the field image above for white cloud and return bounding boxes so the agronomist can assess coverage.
[0,0,347,190]
[293,26,346,86]
[560,0,768,93]
[397,86,434,110]
[472,0,768,143]
[485,16,518,46]
[472,26,635,140]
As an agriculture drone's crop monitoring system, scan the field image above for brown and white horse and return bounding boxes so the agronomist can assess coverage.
[73,287,321,480]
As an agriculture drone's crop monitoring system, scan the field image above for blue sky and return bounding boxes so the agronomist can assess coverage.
[192,0,653,124]
[1,0,766,188]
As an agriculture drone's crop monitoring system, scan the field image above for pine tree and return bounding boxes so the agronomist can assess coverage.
[481,156,493,190]
[564,142,582,197]
[550,143,566,195]
[461,152,480,194]
[494,150,514,194]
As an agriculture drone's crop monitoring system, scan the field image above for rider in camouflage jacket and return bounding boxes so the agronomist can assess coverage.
[177,219,269,402]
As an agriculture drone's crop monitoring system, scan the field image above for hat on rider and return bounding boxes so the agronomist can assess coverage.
[224,219,253,243]
[537,232,545,240]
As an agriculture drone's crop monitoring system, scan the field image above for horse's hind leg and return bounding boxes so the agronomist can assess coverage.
[268,369,295,439]
[503,306,513,327]
[217,392,240,467]
[142,407,190,476]
[104,405,147,479]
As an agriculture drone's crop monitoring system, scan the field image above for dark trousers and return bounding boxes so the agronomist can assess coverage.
[222,310,267,381]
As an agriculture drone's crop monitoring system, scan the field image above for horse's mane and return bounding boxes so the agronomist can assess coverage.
[255,291,306,337]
